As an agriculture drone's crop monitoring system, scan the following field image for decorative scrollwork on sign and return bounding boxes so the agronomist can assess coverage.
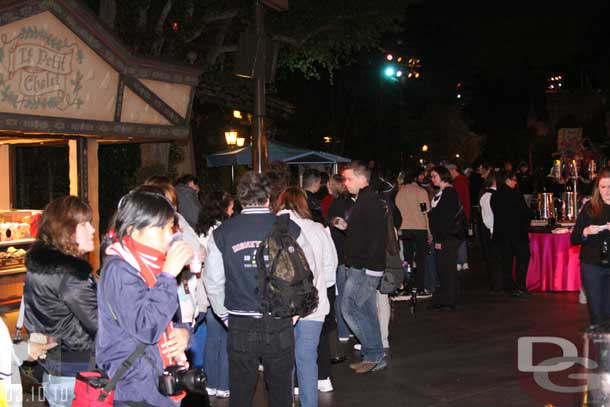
[0,25,84,111]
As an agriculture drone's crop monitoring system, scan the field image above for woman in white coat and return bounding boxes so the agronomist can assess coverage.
[276,187,338,407]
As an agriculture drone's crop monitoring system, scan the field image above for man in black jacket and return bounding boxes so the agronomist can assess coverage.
[303,169,325,224]
[491,171,532,298]
[340,161,387,374]
[204,171,309,407]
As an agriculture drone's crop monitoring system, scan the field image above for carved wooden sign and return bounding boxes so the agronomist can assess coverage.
[1,25,84,111]
[0,11,118,122]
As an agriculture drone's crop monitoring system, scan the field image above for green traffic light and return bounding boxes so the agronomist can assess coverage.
[384,66,395,77]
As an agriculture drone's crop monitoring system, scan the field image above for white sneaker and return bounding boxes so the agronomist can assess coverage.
[353,343,361,350]
[216,390,230,398]
[462,262,469,271]
[258,364,264,372]
[579,289,588,304]
[456,264,462,271]
[318,378,333,392]
[294,387,299,395]
[206,388,217,396]
[339,336,350,342]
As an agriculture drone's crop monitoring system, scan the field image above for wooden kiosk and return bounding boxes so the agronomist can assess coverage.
[0,0,201,318]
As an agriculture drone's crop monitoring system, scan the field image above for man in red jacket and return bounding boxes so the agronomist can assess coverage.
[447,164,470,271]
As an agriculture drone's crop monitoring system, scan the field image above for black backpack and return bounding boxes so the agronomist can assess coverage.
[256,214,319,318]
[379,199,404,294]
[451,205,468,241]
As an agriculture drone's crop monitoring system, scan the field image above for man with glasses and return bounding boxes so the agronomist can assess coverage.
[490,171,532,298]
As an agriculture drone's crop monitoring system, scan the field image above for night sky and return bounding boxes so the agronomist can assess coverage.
[278,0,610,170]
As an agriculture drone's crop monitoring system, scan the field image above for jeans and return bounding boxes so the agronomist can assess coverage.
[401,229,428,288]
[376,292,390,348]
[335,264,351,339]
[457,240,468,265]
[425,248,438,292]
[228,315,294,407]
[295,320,323,407]
[341,267,384,363]
[204,311,229,391]
[581,263,610,325]
[189,314,207,369]
[42,373,75,407]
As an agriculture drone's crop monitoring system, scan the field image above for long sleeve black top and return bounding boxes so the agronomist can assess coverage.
[429,186,461,245]
[490,184,531,242]
[326,194,354,265]
[345,186,387,271]
[571,202,610,266]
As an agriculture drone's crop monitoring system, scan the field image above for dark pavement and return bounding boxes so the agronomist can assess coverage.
[4,243,591,407]
[206,244,590,407]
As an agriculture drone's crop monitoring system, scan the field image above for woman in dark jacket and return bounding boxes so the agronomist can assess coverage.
[23,196,97,407]
[97,188,192,407]
[428,166,462,311]
[571,167,610,326]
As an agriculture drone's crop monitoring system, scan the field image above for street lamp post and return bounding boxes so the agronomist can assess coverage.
[225,130,246,190]
[225,130,238,147]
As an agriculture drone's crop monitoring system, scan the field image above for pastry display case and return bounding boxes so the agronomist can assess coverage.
[0,209,41,305]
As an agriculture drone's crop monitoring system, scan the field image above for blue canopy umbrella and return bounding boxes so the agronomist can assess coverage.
[206,141,350,167]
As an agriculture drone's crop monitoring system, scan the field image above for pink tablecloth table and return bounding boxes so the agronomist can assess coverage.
[526,232,581,292]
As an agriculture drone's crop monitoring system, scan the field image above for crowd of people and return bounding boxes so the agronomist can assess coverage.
[2,158,589,407]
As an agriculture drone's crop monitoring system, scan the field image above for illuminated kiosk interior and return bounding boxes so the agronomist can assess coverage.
[0,0,201,325]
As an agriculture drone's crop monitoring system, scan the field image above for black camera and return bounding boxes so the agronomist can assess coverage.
[158,365,207,396]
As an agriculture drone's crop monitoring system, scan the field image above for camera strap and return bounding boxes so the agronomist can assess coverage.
[99,261,160,373]
[99,343,148,400]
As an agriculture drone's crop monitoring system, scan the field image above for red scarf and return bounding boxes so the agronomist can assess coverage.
[106,236,187,401]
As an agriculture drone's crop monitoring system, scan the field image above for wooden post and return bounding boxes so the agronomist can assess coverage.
[68,140,79,196]
[251,1,268,173]
[86,139,100,271]
[0,145,10,209]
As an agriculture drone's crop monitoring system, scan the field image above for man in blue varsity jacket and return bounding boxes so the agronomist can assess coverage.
[204,171,310,407]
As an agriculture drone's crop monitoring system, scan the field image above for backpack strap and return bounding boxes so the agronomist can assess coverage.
[276,213,290,234]
[256,217,276,315]
[97,258,158,401]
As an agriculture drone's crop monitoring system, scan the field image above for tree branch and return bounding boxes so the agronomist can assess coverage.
[273,23,335,47]
[203,19,233,66]
[216,45,238,54]
[99,0,117,30]
[155,0,173,35]
[137,1,151,32]
[184,9,242,43]
[273,10,384,48]
[202,9,241,24]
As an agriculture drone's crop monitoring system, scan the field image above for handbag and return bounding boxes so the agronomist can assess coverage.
[73,268,148,407]
[451,206,468,241]
[72,344,147,407]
